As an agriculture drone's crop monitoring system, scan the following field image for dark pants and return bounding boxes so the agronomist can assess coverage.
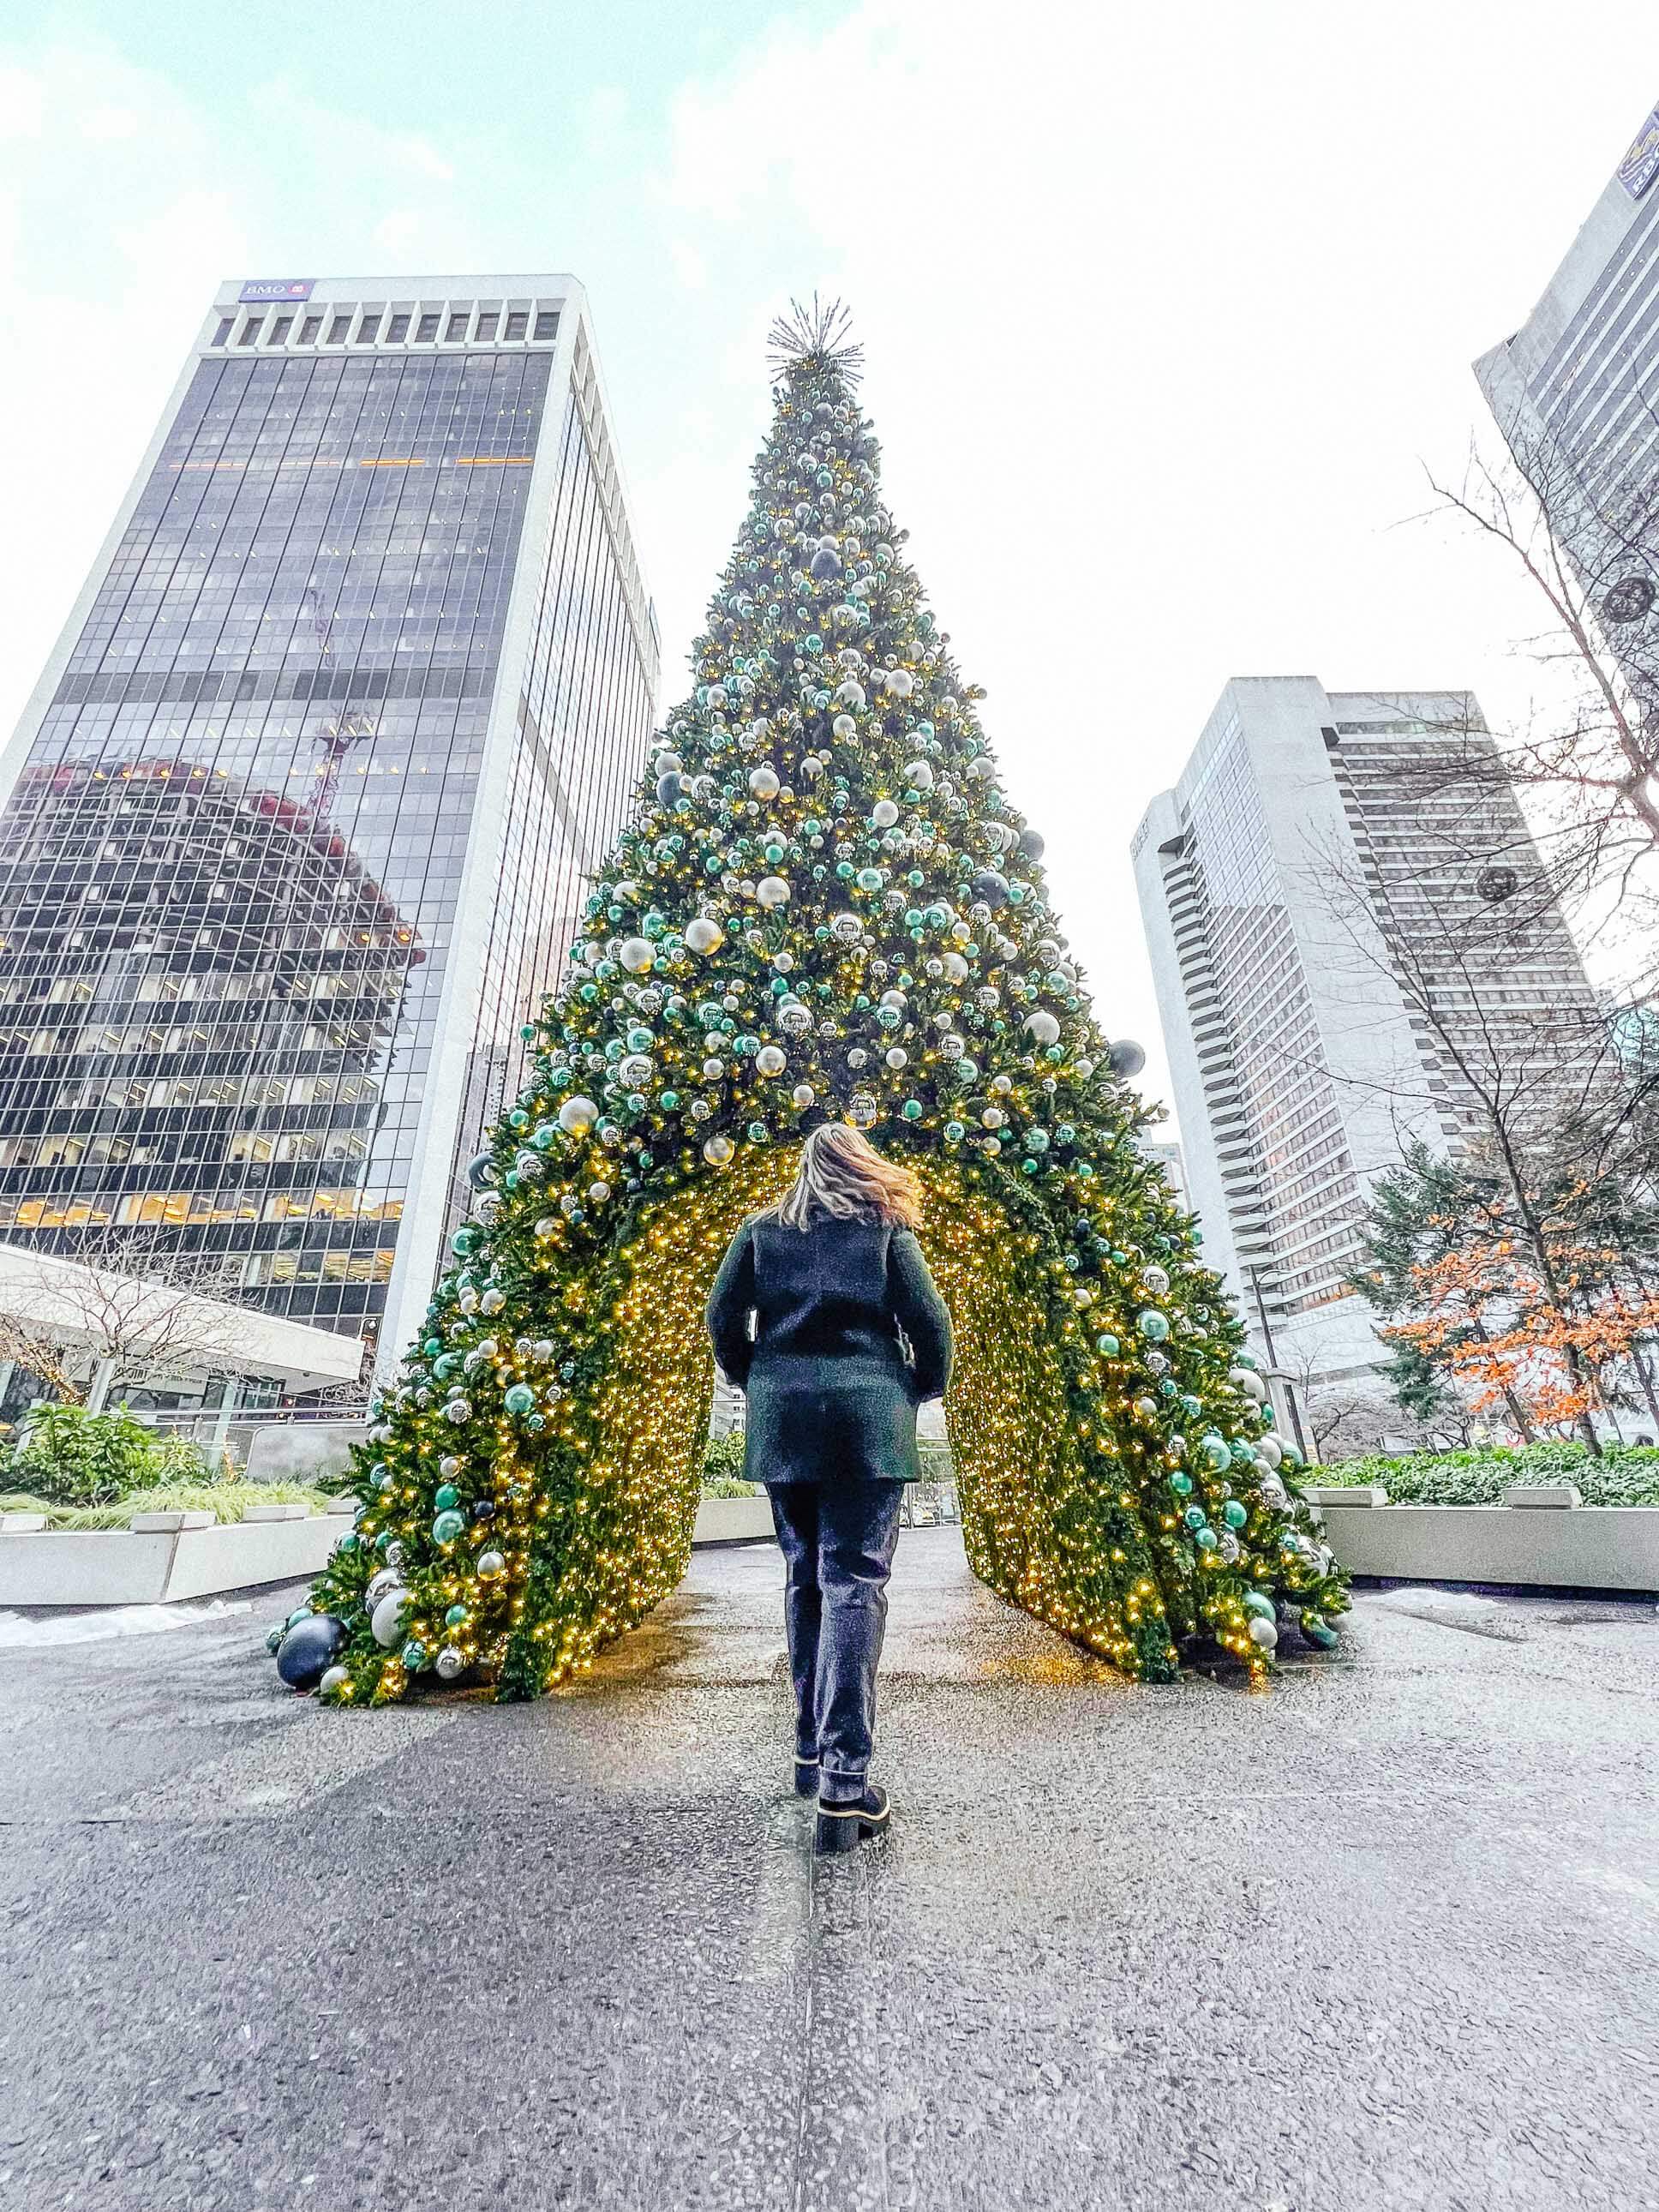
[768,1481,904,1800]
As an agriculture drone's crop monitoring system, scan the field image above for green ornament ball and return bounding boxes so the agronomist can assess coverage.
[1222,1500,1249,1530]
[504,1384,536,1416]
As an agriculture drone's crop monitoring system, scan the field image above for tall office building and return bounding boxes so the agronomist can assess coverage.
[0,274,659,1371]
[1132,677,1601,1391]
[1476,97,1659,634]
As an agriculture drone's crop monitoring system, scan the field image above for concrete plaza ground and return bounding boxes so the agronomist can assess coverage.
[3,1526,1656,2211]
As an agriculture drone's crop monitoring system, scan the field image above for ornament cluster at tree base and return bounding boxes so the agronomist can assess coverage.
[278,303,1348,1707]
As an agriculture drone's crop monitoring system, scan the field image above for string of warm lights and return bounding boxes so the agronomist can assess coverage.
[283,304,1348,1705]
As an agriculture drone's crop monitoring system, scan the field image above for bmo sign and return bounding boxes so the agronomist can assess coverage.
[1618,105,1659,200]
[238,279,316,303]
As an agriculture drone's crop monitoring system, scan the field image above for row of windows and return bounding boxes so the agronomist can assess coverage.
[213,303,561,352]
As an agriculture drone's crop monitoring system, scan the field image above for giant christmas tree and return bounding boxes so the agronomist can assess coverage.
[290,303,1347,1705]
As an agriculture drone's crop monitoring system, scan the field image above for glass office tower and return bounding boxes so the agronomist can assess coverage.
[0,275,659,1369]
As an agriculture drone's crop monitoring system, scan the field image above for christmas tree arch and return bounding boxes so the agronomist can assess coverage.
[289,302,1348,1705]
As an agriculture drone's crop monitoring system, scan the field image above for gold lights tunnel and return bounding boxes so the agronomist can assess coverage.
[479,1143,1179,1697]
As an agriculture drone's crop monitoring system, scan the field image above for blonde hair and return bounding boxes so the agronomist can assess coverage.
[775,1121,922,1232]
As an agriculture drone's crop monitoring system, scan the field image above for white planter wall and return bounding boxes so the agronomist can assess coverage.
[692,1495,775,1546]
[0,1505,353,1607]
[1315,1499,1659,1592]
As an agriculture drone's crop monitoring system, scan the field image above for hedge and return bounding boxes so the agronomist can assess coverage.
[1316,1441,1659,1508]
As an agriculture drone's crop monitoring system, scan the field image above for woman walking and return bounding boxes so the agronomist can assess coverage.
[706,1123,953,1853]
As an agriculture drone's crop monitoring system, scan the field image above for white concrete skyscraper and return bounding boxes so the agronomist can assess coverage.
[1132,677,1601,1401]
[0,275,658,1372]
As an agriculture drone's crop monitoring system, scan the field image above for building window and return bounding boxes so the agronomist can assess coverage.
[533,310,559,341]
[446,310,470,341]
[416,312,440,341]
[212,317,234,347]
[505,310,528,340]
[237,316,262,346]
[269,316,293,346]
[326,315,353,345]
[357,315,382,343]
[386,313,410,342]
[298,315,321,345]
[476,312,499,339]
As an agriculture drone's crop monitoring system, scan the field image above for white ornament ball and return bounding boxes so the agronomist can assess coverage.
[435,1646,466,1681]
[587,1181,612,1206]
[476,1549,506,1578]
[748,766,780,799]
[832,714,858,740]
[792,1084,816,1108]
[755,1045,788,1076]
[619,937,654,973]
[831,913,863,944]
[319,1665,350,1696]
[884,668,914,698]
[703,1134,735,1165]
[1230,1366,1267,1404]
[558,1094,599,1135]
[884,1046,908,1070]
[904,759,934,789]
[1248,1616,1279,1651]
[371,1591,408,1648]
[685,917,724,956]
[756,876,790,909]
[1256,1435,1285,1470]
[1025,1010,1061,1046]
[871,799,900,830]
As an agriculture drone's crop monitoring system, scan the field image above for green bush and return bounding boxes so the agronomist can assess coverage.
[1318,1440,1659,1508]
[701,1430,757,1496]
[3,1405,213,1508]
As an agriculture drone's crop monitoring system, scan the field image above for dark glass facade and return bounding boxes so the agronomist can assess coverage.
[0,329,653,1354]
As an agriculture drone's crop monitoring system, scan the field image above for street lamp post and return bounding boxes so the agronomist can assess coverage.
[1244,1265,1312,1465]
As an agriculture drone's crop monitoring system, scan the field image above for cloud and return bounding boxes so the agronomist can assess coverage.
[374,209,426,255]
[77,101,139,141]
[0,62,44,135]
[670,238,707,291]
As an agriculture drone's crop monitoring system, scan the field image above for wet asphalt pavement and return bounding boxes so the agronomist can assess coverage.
[2,1526,1656,2211]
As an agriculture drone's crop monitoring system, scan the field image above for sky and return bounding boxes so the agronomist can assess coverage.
[0,0,1653,1138]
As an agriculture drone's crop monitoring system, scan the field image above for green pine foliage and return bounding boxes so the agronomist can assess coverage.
[299,307,1348,1704]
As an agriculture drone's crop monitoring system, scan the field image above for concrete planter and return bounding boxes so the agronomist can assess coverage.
[1312,1492,1659,1593]
[692,1494,775,1547]
[0,1500,355,1607]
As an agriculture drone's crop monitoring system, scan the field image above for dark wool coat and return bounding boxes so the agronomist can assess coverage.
[705,1211,955,1487]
